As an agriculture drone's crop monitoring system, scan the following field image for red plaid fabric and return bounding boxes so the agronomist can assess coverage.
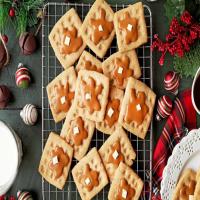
[152,89,196,199]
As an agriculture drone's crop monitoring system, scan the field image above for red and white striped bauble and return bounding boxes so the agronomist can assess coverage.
[15,63,31,89]
[156,95,173,121]
[164,71,180,95]
[17,191,33,200]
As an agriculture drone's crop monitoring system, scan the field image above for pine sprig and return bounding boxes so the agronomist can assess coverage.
[0,0,12,33]
[174,42,200,78]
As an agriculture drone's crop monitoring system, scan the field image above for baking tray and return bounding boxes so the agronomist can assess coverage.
[42,2,153,200]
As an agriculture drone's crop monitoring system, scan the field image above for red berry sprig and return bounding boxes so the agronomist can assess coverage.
[151,11,200,66]
[9,8,15,17]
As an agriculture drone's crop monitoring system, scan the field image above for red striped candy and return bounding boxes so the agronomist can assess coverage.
[156,95,173,121]
[164,71,180,95]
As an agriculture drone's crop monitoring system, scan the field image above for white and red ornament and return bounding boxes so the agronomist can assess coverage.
[17,191,33,200]
[20,104,38,126]
[15,63,31,89]
[156,95,173,121]
[164,71,180,95]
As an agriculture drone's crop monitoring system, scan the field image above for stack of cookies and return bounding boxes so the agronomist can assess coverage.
[39,1,156,200]
[172,168,200,200]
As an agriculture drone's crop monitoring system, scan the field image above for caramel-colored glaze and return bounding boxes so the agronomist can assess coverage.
[124,89,149,125]
[179,180,196,199]
[90,8,114,45]
[116,179,135,200]
[105,99,120,127]
[82,77,103,114]
[49,146,69,179]
[113,56,133,87]
[84,60,103,73]
[71,116,88,146]
[119,12,138,45]
[53,81,74,114]
[81,164,99,192]
[61,27,83,54]
[108,140,124,166]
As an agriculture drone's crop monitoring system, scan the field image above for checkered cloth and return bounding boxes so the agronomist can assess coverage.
[152,89,196,199]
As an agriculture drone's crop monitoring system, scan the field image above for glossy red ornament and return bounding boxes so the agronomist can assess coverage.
[164,71,180,95]
[156,95,173,121]
[9,8,15,17]
[2,35,8,43]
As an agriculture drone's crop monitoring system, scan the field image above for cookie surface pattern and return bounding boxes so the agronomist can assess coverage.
[49,8,86,69]
[80,0,115,58]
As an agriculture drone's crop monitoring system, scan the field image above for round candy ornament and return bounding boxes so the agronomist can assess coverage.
[17,191,33,200]
[19,32,37,55]
[0,85,11,108]
[156,95,173,121]
[15,63,31,89]
[20,104,38,126]
[164,71,180,95]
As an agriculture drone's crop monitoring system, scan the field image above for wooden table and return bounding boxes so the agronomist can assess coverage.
[0,0,194,199]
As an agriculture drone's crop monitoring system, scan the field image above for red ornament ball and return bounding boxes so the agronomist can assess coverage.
[164,71,180,95]
[2,34,8,44]
[156,95,173,121]
[9,8,15,17]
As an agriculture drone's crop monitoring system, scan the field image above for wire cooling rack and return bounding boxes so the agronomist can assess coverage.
[42,2,153,200]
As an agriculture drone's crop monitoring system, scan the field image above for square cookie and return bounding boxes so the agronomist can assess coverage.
[119,77,156,139]
[114,2,148,52]
[102,50,141,89]
[80,0,115,58]
[49,8,86,69]
[99,128,136,181]
[76,51,103,73]
[46,67,77,123]
[172,169,196,200]
[72,148,109,200]
[73,69,110,122]
[96,87,124,135]
[60,105,95,161]
[38,132,73,190]
[108,162,143,200]
[194,168,200,199]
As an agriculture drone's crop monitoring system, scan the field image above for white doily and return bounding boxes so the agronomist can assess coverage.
[161,129,200,200]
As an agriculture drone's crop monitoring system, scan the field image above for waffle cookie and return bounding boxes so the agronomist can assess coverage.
[46,67,76,123]
[38,132,73,190]
[80,0,115,58]
[72,148,109,200]
[172,169,196,200]
[119,77,156,139]
[192,168,200,200]
[49,8,86,69]
[76,51,103,73]
[114,2,147,52]
[96,87,124,135]
[60,105,95,161]
[99,128,136,181]
[108,162,143,200]
[73,69,110,122]
[102,50,141,89]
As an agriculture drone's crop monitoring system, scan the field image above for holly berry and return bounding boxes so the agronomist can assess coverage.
[9,8,15,17]
[2,34,8,44]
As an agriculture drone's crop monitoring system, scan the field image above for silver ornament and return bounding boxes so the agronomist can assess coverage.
[20,104,38,126]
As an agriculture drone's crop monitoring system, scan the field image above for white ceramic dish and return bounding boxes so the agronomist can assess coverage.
[0,121,23,195]
[192,67,200,115]
[160,129,200,200]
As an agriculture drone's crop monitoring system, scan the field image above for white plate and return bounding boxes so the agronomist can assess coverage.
[161,129,200,200]
[0,121,23,195]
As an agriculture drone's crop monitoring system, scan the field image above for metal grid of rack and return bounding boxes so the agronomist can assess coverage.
[42,3,153,200]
